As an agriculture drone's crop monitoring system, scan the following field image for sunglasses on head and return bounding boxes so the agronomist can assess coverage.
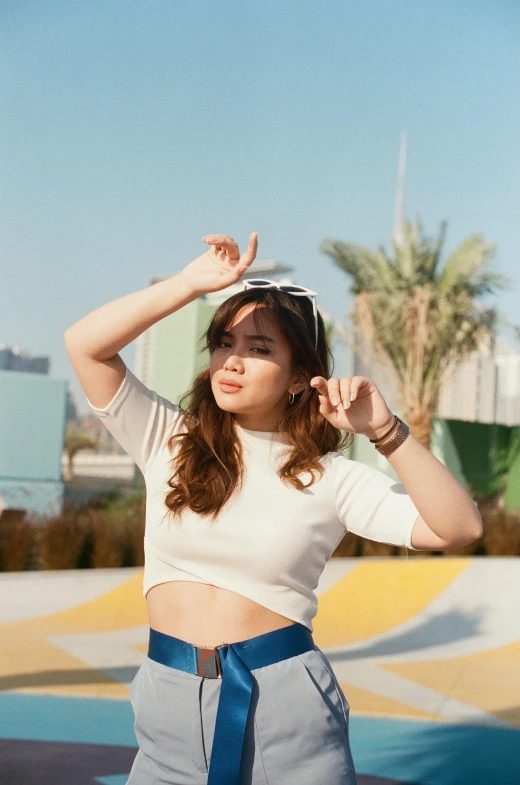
[242,279,319,349]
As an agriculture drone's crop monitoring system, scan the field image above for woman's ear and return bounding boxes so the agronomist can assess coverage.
[290,370,310,396]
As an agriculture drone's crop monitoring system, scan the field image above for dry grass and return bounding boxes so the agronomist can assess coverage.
[88,508,126,568]
[332,532,361,557]
[439,541,481,556]
[481,508,520,556]
[124,497,145,567]
[361,539,399,557]
[1,490,518,572]
[5,490,147,571]
[35,509,92,570]
[88,495,145,568]
[0,510,35,571]
[331,500,520,558]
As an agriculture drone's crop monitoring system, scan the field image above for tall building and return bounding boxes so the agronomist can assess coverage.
[65,388,80,424]
[0,343,80,425]
[0,368,67,519]
[344,325,520,427]
[0,344,50,374]
[437,333,520,426]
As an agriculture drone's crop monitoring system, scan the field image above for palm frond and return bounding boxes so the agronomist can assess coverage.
[320,215,507,446]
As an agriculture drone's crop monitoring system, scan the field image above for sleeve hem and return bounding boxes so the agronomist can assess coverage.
[328,451,345,530]
[85,366,130,416]
[405,511,422,550]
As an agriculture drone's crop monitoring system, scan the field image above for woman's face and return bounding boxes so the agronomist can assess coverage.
[209,303,306,431]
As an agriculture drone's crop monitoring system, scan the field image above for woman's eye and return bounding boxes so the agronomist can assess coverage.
[216,341,269,355]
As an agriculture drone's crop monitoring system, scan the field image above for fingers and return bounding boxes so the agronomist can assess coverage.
[201,233,257,266]
[339,378,353,409]
[202,234,237,248]
[310,376,333,414]
[310,376,327,392]
[202,234,234,242]
[202,236,236,262]
[239,231,258,268]
[310,376,354,409]
[202,232,256,248]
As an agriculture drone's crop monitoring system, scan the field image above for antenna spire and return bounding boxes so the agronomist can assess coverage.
[393,130,407,247]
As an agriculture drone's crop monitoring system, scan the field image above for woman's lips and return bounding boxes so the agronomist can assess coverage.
[219,381,243,392]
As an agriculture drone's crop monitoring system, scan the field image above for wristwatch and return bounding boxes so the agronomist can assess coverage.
[369,415,410,457]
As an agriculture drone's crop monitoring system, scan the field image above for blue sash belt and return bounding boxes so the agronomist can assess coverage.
[147,622,314,785]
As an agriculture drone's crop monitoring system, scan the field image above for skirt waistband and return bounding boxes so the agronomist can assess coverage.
[147,622,315,785]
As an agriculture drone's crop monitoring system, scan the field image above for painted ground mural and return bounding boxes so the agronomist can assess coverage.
[0,557,519,784]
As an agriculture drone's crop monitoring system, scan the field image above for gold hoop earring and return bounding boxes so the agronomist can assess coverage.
[288,392,295,405]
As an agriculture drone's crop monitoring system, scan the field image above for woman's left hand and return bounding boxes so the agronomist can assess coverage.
[310,375,394,439]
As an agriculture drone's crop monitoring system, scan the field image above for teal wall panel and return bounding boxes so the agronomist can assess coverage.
[0,371,68,482]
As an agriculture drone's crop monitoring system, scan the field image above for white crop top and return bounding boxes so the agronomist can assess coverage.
[86,366,420,632]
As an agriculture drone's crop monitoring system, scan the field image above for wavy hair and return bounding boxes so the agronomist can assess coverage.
[163,287,353,523]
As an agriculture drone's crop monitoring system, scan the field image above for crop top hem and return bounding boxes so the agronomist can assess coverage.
[143,541,315,632]
[144,575,313,633]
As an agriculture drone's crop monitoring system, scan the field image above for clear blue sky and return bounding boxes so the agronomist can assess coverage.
[2,0,519,415]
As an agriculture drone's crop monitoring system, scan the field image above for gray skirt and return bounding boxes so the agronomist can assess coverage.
[127,643,357,785]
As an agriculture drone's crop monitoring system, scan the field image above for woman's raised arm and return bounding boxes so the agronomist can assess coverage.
[64,231,257,360]
[64,272,198,361]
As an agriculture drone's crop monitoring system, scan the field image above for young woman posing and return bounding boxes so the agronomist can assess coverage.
[64,232,482,785]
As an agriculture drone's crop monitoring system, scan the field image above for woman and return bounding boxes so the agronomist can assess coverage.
[64,232,482,785]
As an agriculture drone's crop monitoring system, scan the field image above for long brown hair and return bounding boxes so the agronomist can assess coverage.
[163,287,353,523]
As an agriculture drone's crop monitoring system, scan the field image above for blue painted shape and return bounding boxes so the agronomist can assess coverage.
[2,692,519,784]
[350,716,520,785]
[0,692,137,747]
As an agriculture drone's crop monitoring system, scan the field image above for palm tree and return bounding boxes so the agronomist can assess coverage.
[63,423,99,481]
[320,217,511,450]
[320,309,336,349]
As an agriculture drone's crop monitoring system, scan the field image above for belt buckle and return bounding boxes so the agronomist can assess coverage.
[195,642,227,679]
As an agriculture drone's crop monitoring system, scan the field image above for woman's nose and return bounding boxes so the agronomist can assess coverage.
[224,354,243,368]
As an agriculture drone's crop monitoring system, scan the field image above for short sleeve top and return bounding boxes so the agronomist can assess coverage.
[87,366,420,632]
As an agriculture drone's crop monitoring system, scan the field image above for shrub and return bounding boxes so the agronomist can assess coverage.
[0,510,35,571]
[95,491,145,567]
[332,531,361,557]
[2,488,517,570]
[88,508,127,568]
[361,540,399,557]
[481,508,520,556]
[35,509,91,570]
[122,496,145,567]
[33,491,146,570]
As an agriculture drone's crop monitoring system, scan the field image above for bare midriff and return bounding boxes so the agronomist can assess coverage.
[146,581,296,648]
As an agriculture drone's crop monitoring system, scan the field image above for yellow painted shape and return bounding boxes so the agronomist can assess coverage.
[0,571,147,699]
[383,639,520,728]
[337,680,441,722]
[313,559,470,648]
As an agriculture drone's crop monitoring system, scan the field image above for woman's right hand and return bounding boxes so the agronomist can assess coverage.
[179,232,258,296]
